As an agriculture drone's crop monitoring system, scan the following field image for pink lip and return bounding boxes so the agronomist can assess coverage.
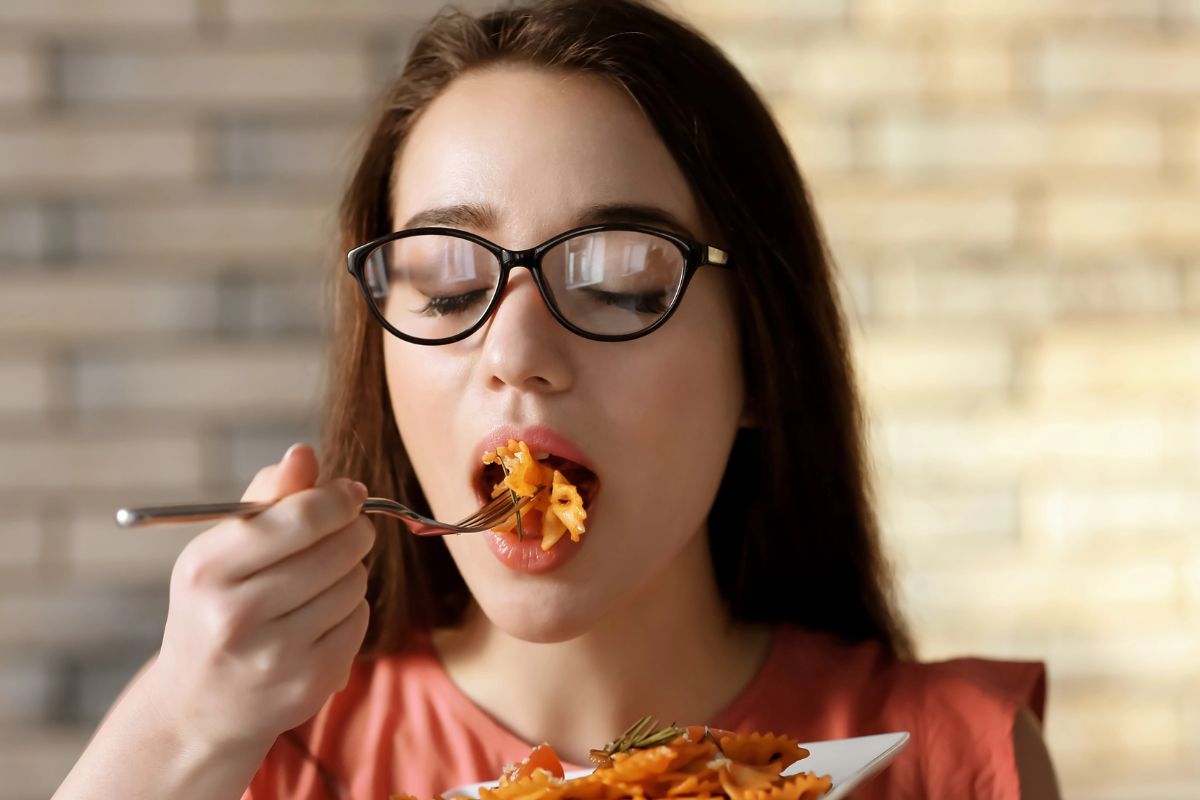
[484,510,585,574]
[472,424,596,476]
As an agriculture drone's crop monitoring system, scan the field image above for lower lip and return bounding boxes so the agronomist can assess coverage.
[484,510,585,574]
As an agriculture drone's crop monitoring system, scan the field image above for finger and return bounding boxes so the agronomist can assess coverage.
[270,563,369,646]
[236,516,375,623]
[214,479,368,582]
[241,443,320,503]
[312,599,371,690]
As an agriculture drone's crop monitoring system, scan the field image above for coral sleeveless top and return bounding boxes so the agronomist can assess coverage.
[243,626,1045,800]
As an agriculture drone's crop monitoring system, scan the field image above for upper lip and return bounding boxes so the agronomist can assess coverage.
[470,424,598,501]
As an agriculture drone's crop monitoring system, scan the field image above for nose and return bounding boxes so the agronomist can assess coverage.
[476,268,574,394]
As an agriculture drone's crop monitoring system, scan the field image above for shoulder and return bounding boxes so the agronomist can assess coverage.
[762,627,1050,798]
[886,651,1049,798]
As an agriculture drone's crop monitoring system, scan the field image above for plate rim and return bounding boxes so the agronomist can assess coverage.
[442,731,911,800]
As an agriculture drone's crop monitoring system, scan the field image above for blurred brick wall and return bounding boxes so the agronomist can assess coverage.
[1,1,1197,798]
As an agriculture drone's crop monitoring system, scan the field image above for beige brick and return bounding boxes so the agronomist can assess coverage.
[1177,114,1200,177]
[73,195,333,263]
[0,0,198,29]
[226,423,318,488]
[816,182,1019,249]
[1022,323,1200,404]
[855,0,1161,30]
[767,103,855,175]
[723,38,925,105]
[0,274,219,342]
[1036,36,1200,102]
[0,46,44,107]
[794,39,926,105]
[681,0,848,27]
[0,124,200,188]
[224,0,489,26]
[853,327,1014,408]
[217,120,357,184]
[1068,774,1200,800]
[863,111,1162,175]
[1164,0,1200,25]
[59,44,373,109]
[873,409,1196,481]
[0,583,166,650]
[1042,188,1200,254]
[219,275,325,337]
[0,431,204,493]
[1187,553,1200,618]
[0,358,52,416]
[0,657,55,724]
[0,728,91,799]
[870,257,1052,324]
[904,558,1180,628]
[1046,684,1183,771]
[926,41,1016,104]
[0,514,41,570]
[61,505,198,584]
[1053,259,1183,317]
[1021,482,1200,552]
[1187,263,1200,314]
[0,204,51,260]
[74,343,322,418]
[877,481,1017,557]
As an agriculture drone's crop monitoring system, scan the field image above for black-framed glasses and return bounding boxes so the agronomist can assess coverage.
[346,223,733,344]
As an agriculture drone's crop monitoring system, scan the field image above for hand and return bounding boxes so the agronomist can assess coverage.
[140,444,375,752]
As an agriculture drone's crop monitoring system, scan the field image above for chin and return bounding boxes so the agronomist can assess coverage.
[472,581,608,644]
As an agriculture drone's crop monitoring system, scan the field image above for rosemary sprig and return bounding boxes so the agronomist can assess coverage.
[588,716,683,767]
[498,460,523,541]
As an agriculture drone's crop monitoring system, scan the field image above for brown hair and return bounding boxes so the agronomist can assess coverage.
[321,0,913,660]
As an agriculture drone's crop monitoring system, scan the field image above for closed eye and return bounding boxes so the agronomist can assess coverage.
[415,289,490,317]
[582,288,669,315]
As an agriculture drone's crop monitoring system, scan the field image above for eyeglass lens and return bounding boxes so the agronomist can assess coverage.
[362,229,688,340]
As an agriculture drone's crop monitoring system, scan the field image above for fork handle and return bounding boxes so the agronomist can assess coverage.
[115,501,273,528]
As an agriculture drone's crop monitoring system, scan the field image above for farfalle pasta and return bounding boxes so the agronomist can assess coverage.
[483,439,587,551]
[390,722,833,800]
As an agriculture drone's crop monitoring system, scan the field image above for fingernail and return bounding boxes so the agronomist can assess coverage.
[350,481,369,504]
[283,442,306,461]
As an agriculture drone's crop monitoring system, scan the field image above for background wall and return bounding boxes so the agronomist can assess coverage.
[1,1,1197,798]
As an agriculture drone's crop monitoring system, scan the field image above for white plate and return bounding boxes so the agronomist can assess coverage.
[444,732,909,800]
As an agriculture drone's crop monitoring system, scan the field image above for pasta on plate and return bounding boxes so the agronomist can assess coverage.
[394,719,833,800]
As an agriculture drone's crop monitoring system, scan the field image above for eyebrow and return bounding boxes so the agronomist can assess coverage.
[400,201,697,239]
[402,202,497,230]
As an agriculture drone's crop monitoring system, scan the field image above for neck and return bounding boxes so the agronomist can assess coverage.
[431,529,772,765]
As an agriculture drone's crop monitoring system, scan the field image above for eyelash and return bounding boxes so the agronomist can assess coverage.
[417,290,490,317]
[584,289,668,314]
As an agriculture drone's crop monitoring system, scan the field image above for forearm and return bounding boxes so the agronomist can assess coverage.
[53,675,272,800]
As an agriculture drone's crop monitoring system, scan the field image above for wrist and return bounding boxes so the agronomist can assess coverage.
[135,662,277,771]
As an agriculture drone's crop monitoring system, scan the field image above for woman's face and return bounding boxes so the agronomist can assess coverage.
[385,65,744,642]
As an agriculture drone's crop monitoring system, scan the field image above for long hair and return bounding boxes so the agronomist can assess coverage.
[322,0,913,660]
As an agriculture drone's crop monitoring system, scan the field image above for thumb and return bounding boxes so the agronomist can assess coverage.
[241,443,320,503]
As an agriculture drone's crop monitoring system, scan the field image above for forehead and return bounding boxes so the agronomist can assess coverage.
[391,64,704,243]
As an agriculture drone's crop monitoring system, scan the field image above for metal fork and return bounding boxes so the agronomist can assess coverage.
[114,489,543,536]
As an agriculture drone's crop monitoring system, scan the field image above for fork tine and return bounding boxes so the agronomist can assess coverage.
[454,492,514,527]
[459,486,546,527]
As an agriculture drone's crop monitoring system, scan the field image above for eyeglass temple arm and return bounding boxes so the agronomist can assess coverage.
[705,245,731,267]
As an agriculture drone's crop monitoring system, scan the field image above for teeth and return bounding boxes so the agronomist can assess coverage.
[533,451,550,461]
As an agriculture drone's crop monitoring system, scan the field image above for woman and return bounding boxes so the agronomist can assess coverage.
[55,1,1058,798]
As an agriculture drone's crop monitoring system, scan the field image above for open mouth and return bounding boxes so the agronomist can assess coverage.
[475,451,600,519]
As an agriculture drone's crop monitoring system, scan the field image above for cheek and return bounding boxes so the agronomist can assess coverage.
[383,337,465,512]
[596,309,743,535]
